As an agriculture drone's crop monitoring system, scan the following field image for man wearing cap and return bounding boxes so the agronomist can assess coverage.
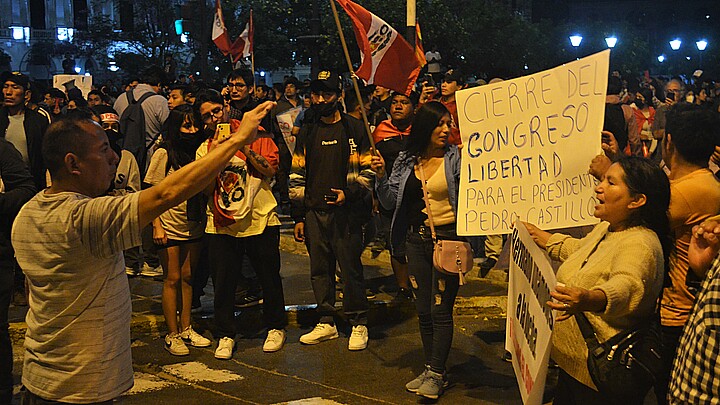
[291,70,374,351]
[271,76,302,213]
[1,72,49,191]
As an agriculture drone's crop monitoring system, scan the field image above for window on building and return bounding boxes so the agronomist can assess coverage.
[29,0,46,30]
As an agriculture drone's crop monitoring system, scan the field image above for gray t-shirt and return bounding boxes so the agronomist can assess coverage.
[12,191,142,402]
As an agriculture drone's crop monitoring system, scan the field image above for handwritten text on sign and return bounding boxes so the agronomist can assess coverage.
[456,51,609,235]
[506,222,557,405]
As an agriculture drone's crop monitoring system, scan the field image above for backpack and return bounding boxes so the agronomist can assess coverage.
[119,90,155,176]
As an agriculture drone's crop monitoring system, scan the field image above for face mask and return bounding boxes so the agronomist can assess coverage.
[177,131,202,150]
[635,99,645,109]
[312,101,338,117]
[105,128,123,157]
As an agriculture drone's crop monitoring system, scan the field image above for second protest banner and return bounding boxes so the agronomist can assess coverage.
[506,222,557,405]
[455,51,609,235]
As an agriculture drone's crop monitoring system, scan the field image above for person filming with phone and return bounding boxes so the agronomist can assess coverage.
[194,89,289,358]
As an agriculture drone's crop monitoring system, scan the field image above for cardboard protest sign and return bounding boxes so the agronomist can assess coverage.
[276,107,302,154]
[506,222,557,405]
[53,74,93,98]
[456,51,609,235]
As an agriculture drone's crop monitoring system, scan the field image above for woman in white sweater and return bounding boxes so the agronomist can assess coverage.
[524,156,671,403]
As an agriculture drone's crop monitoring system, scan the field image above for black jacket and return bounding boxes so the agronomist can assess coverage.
[0,138,36,266]
[0,107,49,191]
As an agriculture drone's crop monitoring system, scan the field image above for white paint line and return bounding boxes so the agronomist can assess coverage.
[125,372,176,395]
[162,361,244,383]
[273,398,346,405]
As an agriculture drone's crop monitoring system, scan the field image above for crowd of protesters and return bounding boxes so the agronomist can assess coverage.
[1,56,720,404]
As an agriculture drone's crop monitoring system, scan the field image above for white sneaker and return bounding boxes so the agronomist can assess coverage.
[348,325,368,351]
[299,323,339,345]
[125,266,139,276]
[263,329,286,353]
[181,326,212,348]
[164,333,189,356]
[214,337,234,360]
[141,263,163,278]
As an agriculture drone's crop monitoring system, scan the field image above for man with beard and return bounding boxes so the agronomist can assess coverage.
[290,71,374,350]
[194,90,287,358]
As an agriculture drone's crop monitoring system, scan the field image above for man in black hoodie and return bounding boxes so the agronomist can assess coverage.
[0,137,35,403]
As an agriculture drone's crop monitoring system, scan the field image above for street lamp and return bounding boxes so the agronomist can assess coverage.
[658,55,665,63]
[696,39,708,67]
[569,35,583,60]
[569,35,583,47]
[605,36,618,48]
[669,39,682,50]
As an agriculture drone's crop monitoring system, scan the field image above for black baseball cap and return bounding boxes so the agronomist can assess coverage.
[310,70,342,94]
[443,69,465,85]
[1,71,30,91]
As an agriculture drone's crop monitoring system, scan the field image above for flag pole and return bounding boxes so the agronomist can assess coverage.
[250,9,256,95]
[251,52,256,95]
[329,0,376,153]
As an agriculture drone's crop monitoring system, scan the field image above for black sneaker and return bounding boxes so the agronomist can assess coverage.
[235,294,264,308]
[479,258,497,277]
[394,287,415,302]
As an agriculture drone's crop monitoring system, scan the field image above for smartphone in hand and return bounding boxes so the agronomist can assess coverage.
[217,123,231,141]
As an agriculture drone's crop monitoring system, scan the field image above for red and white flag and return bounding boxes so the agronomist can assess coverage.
[415,22,427,67]
[335,0,422,95]
[211,0,232,55]
[230,10,254,63]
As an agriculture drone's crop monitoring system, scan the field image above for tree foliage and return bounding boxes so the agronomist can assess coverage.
[76,0,668,83]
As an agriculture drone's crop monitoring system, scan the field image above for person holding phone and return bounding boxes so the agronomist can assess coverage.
[290,71,374,351]
[194,89,288,358]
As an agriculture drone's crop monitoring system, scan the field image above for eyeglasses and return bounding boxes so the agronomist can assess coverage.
[227,83,247,90]
[201,106,224,122]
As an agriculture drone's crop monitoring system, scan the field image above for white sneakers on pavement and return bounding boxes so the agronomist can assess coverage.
[299,323,368,351]
[141,263,163,278]
[299,323,339,345]
[214,337,234,360]
[164,333,189,356]
[263,329,286,352]
[348,325,368,351]
[181,326,212,348]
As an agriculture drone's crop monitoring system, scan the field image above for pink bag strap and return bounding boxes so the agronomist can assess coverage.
[417,159,437,242]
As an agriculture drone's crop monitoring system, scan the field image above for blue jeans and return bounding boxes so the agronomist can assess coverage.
[406,231,459,374]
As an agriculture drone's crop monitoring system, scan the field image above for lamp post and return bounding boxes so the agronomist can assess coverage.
[696,39,708,67]
[605,36,618,48]
[669,39,682,51]
[569,35,583,60]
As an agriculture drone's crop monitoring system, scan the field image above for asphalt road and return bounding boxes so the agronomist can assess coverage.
[10,313,526,404]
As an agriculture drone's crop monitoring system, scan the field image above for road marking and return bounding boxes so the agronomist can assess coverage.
[272,398,346,405]
[126,372,176,395]
[162,361,244,383]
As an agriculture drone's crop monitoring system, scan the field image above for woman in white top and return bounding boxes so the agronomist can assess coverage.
[145,105,211,355]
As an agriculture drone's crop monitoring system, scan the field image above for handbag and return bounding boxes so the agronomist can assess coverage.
[418,159,473,285]
[575,312,663,400]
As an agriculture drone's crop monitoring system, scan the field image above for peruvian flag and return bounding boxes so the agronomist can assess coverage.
[211,0,232,55]
[415,22,427,67]
[335,0,422,95]
[230,10,253,63]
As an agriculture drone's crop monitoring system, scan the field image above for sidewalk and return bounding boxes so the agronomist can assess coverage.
[7,229,509,344]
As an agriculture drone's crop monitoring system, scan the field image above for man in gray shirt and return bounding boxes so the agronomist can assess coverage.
[12,101,273,403]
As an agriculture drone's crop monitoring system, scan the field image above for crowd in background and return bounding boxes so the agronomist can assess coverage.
[1,55,720,403]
